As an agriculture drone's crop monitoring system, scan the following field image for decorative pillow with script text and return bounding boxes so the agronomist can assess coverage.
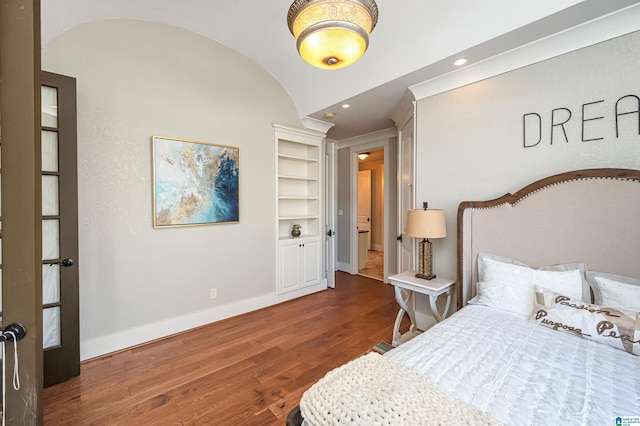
[530,287,640,356]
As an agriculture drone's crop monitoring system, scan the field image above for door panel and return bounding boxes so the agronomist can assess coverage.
[358,170,372,250]
[41,71,79,387]
[324,144,336,288]
[1,72,76,383]
[302,239,320,286]
[278,241,300,293]
[398,117,414,272]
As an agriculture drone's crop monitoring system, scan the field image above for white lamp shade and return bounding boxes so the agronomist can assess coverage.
[405,209,447,239]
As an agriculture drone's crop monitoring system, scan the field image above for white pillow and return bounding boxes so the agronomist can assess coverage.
[594,276,640,312]
[532,268,583,301]
[468,280,534,317]
[477,253,527,282]
[537,262,592,303]
[587,271,640,305]
[478,253,591,302]
[478,256,584,316]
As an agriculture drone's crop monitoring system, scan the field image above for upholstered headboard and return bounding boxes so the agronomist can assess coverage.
[456,168,640,310]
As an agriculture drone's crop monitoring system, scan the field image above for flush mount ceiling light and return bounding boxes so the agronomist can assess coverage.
[287,0,379,70]
[357,152,370,160]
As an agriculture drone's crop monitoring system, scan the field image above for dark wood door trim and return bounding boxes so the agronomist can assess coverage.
[0,0,44,423]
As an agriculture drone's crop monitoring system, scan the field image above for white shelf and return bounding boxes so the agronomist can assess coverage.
[279,196,319,200]
[278,153,319,163]
[278,234,316,241]
[278,174,319,181]
[278,215,319,220]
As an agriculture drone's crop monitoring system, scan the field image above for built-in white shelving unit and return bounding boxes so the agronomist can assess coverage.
[274,125,325,294]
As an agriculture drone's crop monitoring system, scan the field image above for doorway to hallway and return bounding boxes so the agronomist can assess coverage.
[356,148,384,281]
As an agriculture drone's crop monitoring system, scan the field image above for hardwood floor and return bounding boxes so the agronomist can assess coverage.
[44,272,401,425]
[358,250,383,281]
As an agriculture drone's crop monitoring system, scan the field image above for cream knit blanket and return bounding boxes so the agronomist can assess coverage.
[300,352,503,426]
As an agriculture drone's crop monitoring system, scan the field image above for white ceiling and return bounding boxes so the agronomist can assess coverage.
[41,0,640,140]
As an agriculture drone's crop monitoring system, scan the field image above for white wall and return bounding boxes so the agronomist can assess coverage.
[415,30,640,308]
[42,19,309,360]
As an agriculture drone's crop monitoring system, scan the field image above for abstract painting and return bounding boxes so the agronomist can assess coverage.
[153,136,239,227]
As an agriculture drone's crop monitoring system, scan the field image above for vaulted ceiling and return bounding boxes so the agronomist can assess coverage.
[42,0,640,139]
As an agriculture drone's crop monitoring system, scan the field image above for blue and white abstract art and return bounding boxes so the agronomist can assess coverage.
[153,136,239,227]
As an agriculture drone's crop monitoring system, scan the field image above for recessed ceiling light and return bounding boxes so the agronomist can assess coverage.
[342,104,351,109]
[324,112,335,119]
[454,58,468,66]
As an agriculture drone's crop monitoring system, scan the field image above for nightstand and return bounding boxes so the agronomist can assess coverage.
[389,271,454,346]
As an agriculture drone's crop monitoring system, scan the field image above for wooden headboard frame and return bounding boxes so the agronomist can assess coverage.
[456,168,640,310]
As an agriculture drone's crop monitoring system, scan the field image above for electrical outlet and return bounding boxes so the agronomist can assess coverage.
[210,288,217,299]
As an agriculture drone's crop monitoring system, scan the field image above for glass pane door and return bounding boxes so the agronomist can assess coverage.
[41,85,61,349]
[41,71,80,387]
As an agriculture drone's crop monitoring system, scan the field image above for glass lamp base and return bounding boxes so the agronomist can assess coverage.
[417,238,435,280]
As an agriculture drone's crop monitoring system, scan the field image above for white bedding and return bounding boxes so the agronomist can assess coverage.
[385,304,640,425]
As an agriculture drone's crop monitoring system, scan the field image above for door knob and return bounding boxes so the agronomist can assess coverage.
[51,258,74,267]
[2,323,26,342]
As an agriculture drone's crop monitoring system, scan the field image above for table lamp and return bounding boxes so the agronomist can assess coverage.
[405,203,447,280]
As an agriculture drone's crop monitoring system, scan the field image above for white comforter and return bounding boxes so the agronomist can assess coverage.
[385,304,640,425]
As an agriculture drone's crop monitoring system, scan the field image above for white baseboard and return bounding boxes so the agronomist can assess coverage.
[80,282,327,361]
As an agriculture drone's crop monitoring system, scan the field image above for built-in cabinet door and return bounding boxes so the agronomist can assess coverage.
[278,240,301,293]
[301,238,320,287]
[277,237,321,293]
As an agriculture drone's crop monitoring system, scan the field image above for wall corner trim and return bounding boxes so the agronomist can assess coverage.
[301,116,335,134]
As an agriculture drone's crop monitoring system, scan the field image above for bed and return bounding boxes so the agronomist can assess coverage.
[295,168,640,426]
